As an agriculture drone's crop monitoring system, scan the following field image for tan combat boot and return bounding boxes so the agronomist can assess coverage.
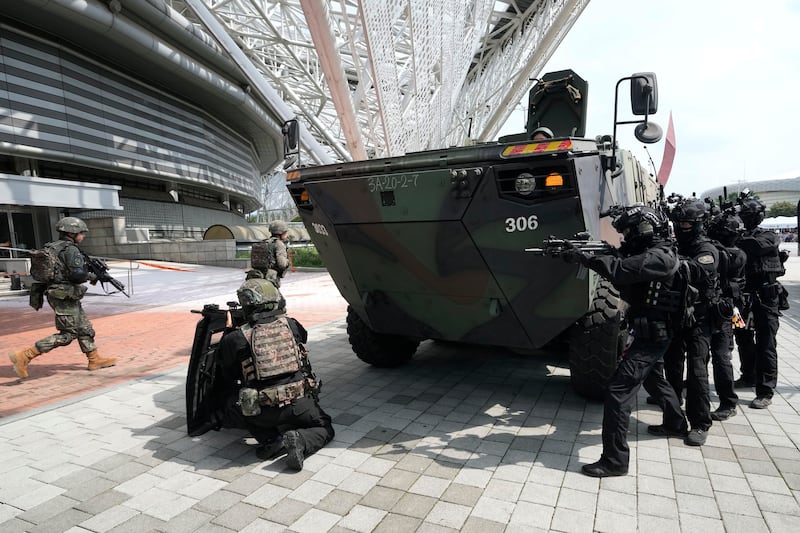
[8,347,41,379]
[85,350,117,371]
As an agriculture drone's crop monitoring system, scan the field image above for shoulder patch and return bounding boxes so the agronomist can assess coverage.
[697,254,715,265]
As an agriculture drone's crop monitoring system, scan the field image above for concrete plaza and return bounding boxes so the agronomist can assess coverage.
[1,260,799,532]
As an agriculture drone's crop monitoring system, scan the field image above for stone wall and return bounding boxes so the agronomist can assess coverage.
[79,217,248,268]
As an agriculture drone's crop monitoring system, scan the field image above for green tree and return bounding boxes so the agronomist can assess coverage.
[768,201,796,217]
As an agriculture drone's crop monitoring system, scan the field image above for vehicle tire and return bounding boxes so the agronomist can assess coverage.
[346,306,420,367]
[568,280,627,400]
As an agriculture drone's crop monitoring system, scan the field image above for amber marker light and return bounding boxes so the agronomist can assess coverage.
[286,170,301,181]
[545,172,564,187]
[300,190,310,202]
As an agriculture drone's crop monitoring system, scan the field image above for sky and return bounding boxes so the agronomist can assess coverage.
[496,0,800,197]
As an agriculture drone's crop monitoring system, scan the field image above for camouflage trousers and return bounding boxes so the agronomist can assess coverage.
[34,294,97,354]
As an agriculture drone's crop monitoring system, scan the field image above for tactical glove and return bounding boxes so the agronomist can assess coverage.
[561,249,590,265]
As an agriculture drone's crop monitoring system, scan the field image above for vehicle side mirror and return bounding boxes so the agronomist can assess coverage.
[282,119,299,155]
[630,72,658,115]
[634,121,663,144]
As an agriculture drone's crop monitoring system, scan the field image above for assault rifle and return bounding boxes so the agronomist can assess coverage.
[525,231,615,257]
[81,252,130,297]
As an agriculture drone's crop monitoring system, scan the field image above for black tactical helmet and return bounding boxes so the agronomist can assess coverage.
[670,198,708,242]
[738,198,766,229]
[670,198,708,223]
[56,216,88,234]
[237,278,285,319]
[708,212,744,244]
[611,205,669,245]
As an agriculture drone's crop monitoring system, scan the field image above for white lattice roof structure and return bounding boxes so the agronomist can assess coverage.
[172,0,589,167]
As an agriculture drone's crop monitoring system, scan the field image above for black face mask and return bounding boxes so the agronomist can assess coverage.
[740,214,761,230]
[676,222,702,243]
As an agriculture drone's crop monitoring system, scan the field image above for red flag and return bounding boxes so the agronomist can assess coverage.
[657,112,676,186]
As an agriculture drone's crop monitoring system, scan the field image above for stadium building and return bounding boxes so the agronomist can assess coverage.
[0,1,286,266]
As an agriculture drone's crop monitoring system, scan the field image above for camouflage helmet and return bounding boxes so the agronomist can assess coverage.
[237,277,285,318]
[530,126,554,140]
[738,198,766,229]
[56,216,88,234]
[269,220,289,235]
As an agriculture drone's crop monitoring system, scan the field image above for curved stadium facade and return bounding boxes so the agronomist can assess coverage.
[0,1,284,264]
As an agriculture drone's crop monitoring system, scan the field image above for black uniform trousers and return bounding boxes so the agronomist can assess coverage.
[223,396,334,457]
[734,291,780,399]
[710,317,738,410]
[664,321,712,431]
[602,334,685,470]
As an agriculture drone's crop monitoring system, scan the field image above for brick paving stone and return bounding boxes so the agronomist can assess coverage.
[673,474,714,497]
[745,471,793,494]
[676,492,720,518]
[337,504,387,532]
[290,479,336,505]
[287,508,342,533]
[359,486,404,511]
[377,467,419,490]
[551,506,595,533]
[424,500,471,530]
[470,495,515,523]
[509,500,554,528]
[709,473,753,494]
[16,494,79,525]
[391,492,437,519]
[637,493,678,520]
[720,513,770,533]
[752,490,800,513]
[372,512,422,532]
[270,469,315,489]
[260,497,314,525]
[594,508,637,533]
[460,516,507,533]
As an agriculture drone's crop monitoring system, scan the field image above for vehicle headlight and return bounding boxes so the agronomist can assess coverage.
[515,173,536,195]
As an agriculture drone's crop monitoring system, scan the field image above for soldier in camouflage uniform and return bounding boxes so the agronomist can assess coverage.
[247,220,290,287]
[216,278,333,470]
[8,217,117,379]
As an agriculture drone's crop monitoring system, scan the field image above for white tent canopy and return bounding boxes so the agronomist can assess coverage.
[761,216,798,229]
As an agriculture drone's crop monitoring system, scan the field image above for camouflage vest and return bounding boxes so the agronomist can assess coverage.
[240,316,302,384]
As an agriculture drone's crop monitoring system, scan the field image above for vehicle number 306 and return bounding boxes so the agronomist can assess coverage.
[504,215,539,232]
[312,222,329,236]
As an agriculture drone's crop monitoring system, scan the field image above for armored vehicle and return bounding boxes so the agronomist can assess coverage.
[285,70,663,398]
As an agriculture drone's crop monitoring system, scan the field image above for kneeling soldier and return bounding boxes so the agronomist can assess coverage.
[217,278,333,469]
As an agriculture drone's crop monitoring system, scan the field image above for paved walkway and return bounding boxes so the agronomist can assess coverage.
[1,262,800,532]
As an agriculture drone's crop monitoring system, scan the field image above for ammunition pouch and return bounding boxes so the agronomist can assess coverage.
[29,282,46,310]
[47,283,87,300]
[757,282,780,303]
[630,317,669,341]
[257,379,315,408]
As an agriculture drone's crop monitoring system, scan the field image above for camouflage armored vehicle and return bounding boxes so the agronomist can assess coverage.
[285,70,663,398]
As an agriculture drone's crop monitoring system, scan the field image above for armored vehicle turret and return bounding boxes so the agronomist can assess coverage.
[285,70,663,398]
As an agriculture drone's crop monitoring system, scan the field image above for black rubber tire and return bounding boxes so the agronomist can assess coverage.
[568,280,627,400]
[346,306,420,367]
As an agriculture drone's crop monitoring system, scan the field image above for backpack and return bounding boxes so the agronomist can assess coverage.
[250,238,276,272]
[29,241,68,283]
